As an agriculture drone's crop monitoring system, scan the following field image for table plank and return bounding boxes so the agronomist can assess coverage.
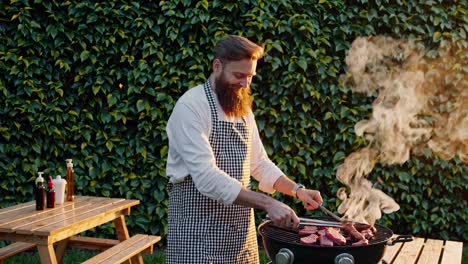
[0,201,35,216]
[33,199,139,235]
[42,202,139,244]
[13,197,122,234]
[81,234,148,264]
[392,237,425,264]
[0,198,138,242]
[416,238,444,264]
[0,203,43,224]
[440,240,463,264]
[0,196,94,225]
[0,197,98,231]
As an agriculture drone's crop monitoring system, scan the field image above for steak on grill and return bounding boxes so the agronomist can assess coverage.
[298,222,375,246]
[342,221,366,241]
[323,227,347,245]
[299,233,319,244]
[317,230,334,246]
[298,225,318,236]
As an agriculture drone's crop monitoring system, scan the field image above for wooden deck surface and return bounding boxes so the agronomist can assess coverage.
[382,235,463,264]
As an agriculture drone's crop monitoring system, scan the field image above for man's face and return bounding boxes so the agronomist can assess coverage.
[213,59,257,118]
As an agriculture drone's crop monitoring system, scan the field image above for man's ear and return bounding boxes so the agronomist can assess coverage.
[213,58,222,73]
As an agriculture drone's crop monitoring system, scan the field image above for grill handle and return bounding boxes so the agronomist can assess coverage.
[387,235,414,245]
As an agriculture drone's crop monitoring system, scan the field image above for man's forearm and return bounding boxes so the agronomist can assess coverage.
[233,176,299,209]
[273,175,297,197]
[273,175,323,209]
[233,188,275,210]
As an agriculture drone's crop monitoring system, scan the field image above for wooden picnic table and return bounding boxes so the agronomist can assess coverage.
[0,196,141,264]
[381,235,463,264]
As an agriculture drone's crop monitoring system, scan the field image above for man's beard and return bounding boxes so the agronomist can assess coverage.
[214,73,252,118]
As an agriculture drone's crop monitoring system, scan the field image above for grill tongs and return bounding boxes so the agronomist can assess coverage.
[319,204,342,220]
[300,203,365,228]
[300,204,369,228]
[265,213,342,228]
[299,217,342,228]
[299,202,344,227]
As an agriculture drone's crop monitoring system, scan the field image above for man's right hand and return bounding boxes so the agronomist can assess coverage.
[233,188,300,228]
[265,199,300,228]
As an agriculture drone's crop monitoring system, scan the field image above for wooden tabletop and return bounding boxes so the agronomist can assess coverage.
[0,196,140,264]
[382,235,463,264]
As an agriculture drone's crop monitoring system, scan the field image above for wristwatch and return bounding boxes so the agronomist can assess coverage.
[291,183,305,198]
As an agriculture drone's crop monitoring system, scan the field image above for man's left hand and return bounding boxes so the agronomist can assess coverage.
[296,188,323,210]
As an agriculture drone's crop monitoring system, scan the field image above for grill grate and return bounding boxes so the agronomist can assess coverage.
[259,219,393,247]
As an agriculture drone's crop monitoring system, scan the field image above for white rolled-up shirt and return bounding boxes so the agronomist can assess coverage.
[166,84,284,205]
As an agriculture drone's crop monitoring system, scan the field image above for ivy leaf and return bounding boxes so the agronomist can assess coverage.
[333,151,345,163]
[136,99,145,112]
[398,172,411,183]
[297,163,306,175]
[92,85,100,95]
[272,41,283,53]
[297,57,308,72]
[324,112,334,120]
[80,50,90,62]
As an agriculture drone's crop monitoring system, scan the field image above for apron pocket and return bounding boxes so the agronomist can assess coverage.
[203,223,240,261]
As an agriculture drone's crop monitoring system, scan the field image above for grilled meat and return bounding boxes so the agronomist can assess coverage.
[298,221,376,246]
[299,233,319,244]
[318,230,334,246]
[323,227,347,246]
[298,225,318,236]
[342,221,366,241]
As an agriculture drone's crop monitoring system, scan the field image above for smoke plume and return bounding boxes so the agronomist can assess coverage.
[337,36,467,225]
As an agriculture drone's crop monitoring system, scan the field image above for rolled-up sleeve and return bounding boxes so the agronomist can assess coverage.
[249,115,284,193]
[167,100,242,205]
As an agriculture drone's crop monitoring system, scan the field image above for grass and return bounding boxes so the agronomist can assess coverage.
[6,248,272,264]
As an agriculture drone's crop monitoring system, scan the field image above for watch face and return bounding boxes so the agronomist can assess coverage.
[292,184,304,197]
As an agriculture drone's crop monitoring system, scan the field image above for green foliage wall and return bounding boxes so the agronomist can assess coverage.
[1,0,466,243]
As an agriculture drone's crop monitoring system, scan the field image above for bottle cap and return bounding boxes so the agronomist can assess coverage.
[54,175,66,184]
[48,176,54,187]
[37,172,44,183]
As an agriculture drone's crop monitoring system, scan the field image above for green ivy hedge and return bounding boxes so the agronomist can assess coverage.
[0,0,466,244]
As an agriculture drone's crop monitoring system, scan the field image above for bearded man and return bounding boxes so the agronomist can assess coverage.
[165,35,323,263]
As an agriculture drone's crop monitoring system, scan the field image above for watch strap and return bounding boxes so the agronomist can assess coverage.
[291,183,305,198]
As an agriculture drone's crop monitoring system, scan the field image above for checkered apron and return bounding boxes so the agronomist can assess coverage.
[166,81,259,264]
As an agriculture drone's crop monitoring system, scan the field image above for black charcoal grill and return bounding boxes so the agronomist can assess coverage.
[258,218,412,264]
